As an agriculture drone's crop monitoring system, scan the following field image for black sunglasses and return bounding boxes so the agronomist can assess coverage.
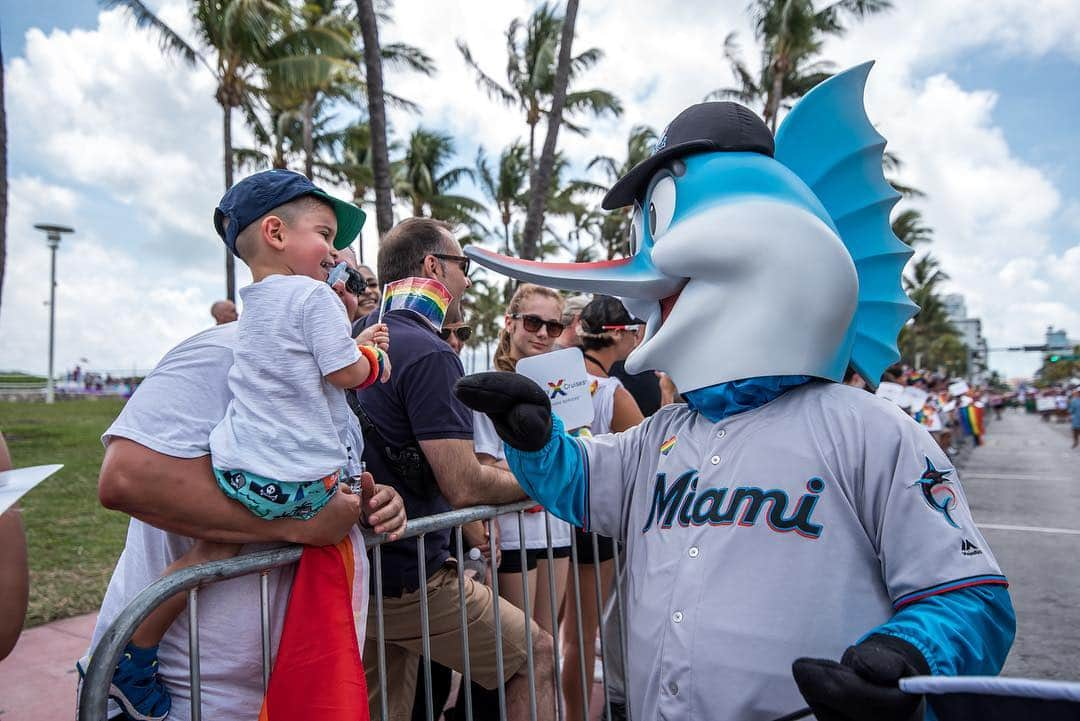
[511,313,565,336]
[432,253,471,275]
[438,325,473,343]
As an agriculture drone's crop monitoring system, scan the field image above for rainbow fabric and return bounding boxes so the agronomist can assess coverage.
[259,530,369,721]
[380,277,452,330]
[959,404,985,446]
[659,435,678,455]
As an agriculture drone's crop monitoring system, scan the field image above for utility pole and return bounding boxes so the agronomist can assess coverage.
[33,223,74,403]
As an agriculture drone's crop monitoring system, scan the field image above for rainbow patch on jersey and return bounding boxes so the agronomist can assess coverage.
[659,435,678,455]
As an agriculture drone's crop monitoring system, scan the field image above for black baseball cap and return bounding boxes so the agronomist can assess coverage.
[579,295,645,333]
[214,169,366,257]
[602,102,774,210]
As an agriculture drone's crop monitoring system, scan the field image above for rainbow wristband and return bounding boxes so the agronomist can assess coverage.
[356,344,380,389]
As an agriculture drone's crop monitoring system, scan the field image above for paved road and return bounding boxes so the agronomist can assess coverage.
[960,408,1080,680]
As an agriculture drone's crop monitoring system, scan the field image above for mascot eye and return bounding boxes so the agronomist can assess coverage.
[647,176,676,239]
[628,204,643,255]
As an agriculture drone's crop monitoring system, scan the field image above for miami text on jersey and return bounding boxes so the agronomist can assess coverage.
[641,470,825,539]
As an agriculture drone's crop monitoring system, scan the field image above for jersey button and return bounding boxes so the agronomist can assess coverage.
[672,611,684,623]
[668,681,679,696]
[710,455,721,465]
[688,547,699,558]
[716,429,727,439]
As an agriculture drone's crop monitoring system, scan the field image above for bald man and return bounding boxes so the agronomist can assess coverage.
[210,300,238,325]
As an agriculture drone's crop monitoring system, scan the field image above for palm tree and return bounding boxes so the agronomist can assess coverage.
[104,0,291,302]
[475,142,530,256]
[898,252,965,371]
[892,208,933,247]
[709,0,892,132]
[356,0,393,237]
[589,125,657,258]
[0,34,6,322]
[394,129,485,225]
[457,2,622,175]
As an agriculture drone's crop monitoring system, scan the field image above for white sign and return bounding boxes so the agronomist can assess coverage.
[901,387,929,411]
[948,380,970,397]
[0,464,63,515]
[516,347,595,431]
[875,381,904,405]
[1036,397,1057,412]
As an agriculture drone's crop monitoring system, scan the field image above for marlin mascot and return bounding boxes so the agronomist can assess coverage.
[456,64,1015,721]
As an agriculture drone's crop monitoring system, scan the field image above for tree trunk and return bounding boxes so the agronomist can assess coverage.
[0,36,6,324]
[521,0,578,261]
[766,56,786,134]
[223,104,236,303]
[302,97,315,178]
[356,0,394,237]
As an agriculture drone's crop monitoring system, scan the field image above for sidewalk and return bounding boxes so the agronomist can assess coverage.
[0,612,95,720]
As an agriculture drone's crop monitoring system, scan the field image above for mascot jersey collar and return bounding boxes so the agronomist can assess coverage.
[684,375,814,422]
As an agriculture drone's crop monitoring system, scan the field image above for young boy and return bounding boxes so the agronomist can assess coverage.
[92,170,390,720]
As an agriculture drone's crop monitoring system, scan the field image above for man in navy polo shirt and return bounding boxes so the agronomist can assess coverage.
[356,218,555,721]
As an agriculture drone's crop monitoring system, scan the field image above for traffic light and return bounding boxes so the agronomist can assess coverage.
[1050,355,1061,363]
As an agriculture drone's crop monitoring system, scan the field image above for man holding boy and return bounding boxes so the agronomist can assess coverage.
[85,170,406,720]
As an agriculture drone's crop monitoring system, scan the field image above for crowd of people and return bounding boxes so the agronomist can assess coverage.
[0,159,1013,721]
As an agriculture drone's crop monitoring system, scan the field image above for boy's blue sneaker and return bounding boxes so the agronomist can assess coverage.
[76,643,171,721]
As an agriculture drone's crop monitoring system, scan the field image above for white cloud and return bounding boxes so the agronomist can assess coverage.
[3,0,1079,380]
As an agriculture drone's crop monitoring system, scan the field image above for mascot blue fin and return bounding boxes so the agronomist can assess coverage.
[774,61,917,387]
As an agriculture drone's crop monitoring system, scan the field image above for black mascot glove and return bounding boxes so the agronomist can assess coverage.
[454,372,553,452]
[792,634,930,721]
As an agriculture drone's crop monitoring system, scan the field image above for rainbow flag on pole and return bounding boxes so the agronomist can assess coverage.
[379,277,452,330]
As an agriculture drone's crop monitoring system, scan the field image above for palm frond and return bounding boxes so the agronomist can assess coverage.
[101,0,205,69]
[457,39,517,106]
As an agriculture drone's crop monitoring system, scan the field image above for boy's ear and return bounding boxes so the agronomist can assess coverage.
[261,215,287,251]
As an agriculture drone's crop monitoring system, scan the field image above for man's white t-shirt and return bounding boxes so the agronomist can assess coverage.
[209,275,361,481]
[91,323,368,721]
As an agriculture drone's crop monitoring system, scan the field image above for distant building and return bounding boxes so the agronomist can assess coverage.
[944,294,987,383]
[1045,326,1072,352]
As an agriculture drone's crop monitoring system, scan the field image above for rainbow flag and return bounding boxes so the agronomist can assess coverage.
[259,529,369,721]
[959,404,984,446]
[380,277,452,330]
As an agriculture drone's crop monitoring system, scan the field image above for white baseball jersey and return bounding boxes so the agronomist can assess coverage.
[580,381,1005,721]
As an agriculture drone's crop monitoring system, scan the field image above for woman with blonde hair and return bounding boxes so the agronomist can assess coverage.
[474,284,574,633]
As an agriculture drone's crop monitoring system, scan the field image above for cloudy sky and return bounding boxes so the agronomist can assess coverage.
[2,0,1078,380]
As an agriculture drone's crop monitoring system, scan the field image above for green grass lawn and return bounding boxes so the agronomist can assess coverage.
[1,398,129,626]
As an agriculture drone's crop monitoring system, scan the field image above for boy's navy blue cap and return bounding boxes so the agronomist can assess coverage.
[602,102,774,210]
[214,169,366,256]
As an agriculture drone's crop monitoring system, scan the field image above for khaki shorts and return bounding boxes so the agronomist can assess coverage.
[364,565,536,721]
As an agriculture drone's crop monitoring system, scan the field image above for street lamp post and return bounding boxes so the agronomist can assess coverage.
[33,223,74,404]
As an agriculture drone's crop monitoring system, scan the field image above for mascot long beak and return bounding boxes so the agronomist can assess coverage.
[464,246,686,300]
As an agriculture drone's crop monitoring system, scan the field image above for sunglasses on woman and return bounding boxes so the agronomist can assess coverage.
[438,325,473,342]
[511,313,566,336]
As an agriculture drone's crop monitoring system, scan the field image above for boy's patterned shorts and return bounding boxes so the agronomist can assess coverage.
[213,467,341,520]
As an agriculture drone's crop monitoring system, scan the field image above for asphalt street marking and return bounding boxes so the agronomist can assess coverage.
[979,523,1080,536]
[965,473,1075,483]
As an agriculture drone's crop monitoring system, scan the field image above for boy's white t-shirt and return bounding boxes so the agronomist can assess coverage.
[209,275,361,481]
[93,323,368,721]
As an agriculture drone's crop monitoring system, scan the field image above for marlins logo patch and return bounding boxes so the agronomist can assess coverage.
[911,458,959,528]
[659,435,677,456]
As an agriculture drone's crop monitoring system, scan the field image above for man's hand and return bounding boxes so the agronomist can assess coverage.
[356,322,390,352]
[454,372,552,452]
[792,634,929,721]
[358,473,406,541]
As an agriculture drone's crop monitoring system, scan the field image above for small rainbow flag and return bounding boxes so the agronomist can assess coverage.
[380,277,452,330]
[961,404,984,446]
[659,435,677,455]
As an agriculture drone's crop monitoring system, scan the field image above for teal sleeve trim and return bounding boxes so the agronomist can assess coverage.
[864,584,1016,677]
[504,415,588,528]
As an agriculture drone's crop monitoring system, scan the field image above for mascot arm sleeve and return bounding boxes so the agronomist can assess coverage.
[505,413,648,537]
[504,415,588,528]
[862,584,1015,676]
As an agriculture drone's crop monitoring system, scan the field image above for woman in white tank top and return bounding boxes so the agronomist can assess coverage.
[561,296,646,721]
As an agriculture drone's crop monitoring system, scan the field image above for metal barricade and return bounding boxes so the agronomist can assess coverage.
[77,502,630,721]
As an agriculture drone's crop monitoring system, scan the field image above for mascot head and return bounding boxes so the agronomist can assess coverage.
[467,63,917,393]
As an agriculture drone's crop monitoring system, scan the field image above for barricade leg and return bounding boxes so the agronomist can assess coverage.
[417,534,435,721]
[455,526,474,720]
[589,533,612,720]
[374,544,389,721]
[543,515,565,721]
[188,588,201,721]
[518,511,538,721]
[565,531,590,721]
[488,518,509,721]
